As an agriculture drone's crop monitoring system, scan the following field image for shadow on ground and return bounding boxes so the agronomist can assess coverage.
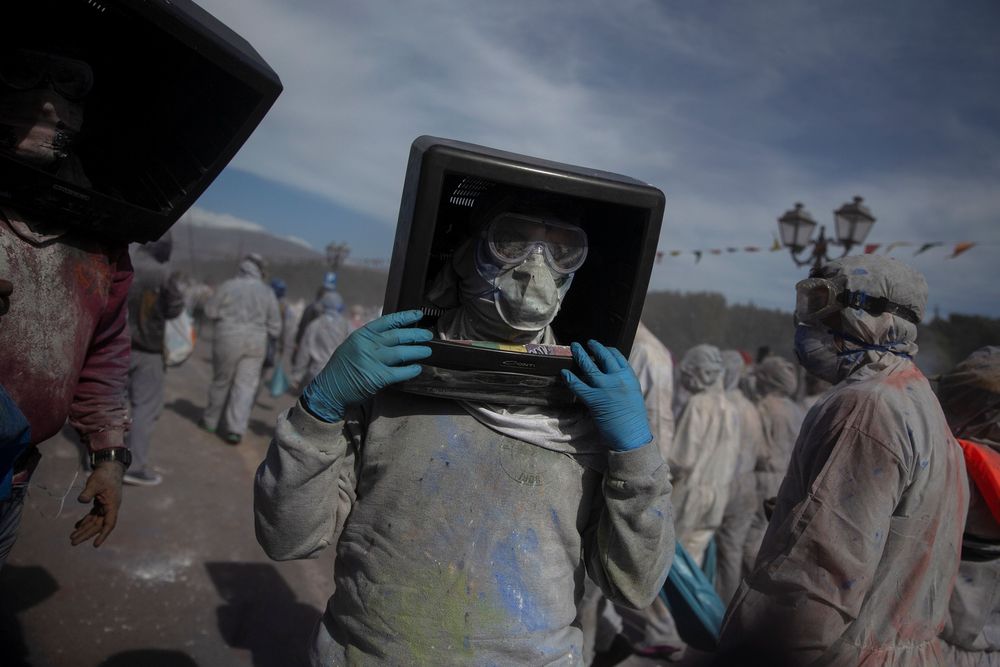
[165,398,204,427]
[207,561,321,667]
[96,650,200,667]
[0,564,60,667]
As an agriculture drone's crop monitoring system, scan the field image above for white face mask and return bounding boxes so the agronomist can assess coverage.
[492,250,573,331]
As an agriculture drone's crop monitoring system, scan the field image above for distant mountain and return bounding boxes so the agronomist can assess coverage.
[169,206,322,264]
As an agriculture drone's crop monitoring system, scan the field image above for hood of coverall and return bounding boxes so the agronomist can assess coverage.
[679,344,724,394]
[794,255,927,385]
[755,356,799,398]
[237,254,265,280]
[938,346,1000,447]
[319,291,344,315]
[722,350,745,392]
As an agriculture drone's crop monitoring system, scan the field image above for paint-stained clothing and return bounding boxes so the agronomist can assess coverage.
[670,379,740,564]
[0,207,132,458]
[254,391,673,666]
[721,357,969,665]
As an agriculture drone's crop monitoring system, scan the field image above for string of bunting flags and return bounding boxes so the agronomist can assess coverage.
[655,237,982,264]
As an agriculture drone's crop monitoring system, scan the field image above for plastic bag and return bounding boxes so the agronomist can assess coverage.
[164,311,196,366]
[269,361,290,397]
[660,540,726,651]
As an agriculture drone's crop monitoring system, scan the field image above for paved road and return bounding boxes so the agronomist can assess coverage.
[1,336,337,667]
[0,332,695,667]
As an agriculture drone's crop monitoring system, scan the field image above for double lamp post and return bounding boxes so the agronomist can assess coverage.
[777,196,876,271]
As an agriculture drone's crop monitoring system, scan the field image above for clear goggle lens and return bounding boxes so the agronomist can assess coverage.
[794,278,841,323]
[486,214,588,274]
[0,49,94,101]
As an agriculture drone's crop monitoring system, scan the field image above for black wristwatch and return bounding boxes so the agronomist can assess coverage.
[89,447,132,470]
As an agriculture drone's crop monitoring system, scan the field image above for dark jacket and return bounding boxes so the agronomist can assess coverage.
[127,246,184,354]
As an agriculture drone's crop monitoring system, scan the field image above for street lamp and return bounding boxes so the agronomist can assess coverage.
[777,196,875,271]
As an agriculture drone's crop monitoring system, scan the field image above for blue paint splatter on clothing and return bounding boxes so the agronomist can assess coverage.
[492,528,549,632]
[851,268,869,275]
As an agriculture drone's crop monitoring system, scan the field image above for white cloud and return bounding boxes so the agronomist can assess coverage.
[192,0,1000,316]
[178,206,265,233]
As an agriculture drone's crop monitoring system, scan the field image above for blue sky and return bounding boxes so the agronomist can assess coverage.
[191,0,1000,316]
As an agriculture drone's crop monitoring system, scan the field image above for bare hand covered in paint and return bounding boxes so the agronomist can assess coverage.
[0,279,12,317]
[71,461,124,547]
[301,310,433,423]
[562,340,654,452]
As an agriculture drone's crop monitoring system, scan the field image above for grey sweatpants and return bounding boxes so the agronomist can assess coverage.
[203,333,265,436]
[124,349,166,475]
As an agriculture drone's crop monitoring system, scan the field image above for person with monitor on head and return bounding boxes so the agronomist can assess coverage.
[254,188,674,665]
[0,0,280,567]
[0,43,133,563]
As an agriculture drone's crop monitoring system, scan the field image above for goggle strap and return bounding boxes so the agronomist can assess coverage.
[838,290,920,325]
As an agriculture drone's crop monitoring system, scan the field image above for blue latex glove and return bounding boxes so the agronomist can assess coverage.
[561,340,653,452]
[301,310,433,423]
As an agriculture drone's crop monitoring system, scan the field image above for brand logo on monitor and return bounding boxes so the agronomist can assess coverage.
[501,360,536,369]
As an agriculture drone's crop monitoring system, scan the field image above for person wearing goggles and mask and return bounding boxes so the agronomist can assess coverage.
[0,45,134,566]
[720,255,968,665]
[254,193,673,666]
[0,48,92,185]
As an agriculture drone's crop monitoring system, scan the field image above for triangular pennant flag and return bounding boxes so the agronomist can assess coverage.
[950,242,976,259]
[670,250,683,257]
[770,235,782,252]
[884,241,912,255]
[709,249,722,255]
[656,251,664,264]
[864,243,881,254]
[744,246,761,253]
[693,250,703,263]
[914,242,942,256]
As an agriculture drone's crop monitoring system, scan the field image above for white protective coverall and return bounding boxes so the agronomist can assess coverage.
[743,356,807,574]
[670,344,740,565]
[292,293,351,388]
[203,257,281,436]
[938,346,1000,666]
[715,350,766,603]
[721,255,969,666]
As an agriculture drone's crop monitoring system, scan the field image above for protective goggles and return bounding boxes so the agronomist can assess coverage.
[0,49,94,101]
[483,213,588,275]
[795,277,920,324]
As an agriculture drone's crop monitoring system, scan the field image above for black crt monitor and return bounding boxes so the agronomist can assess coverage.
[0,0,282,243]
[384,136,665,405]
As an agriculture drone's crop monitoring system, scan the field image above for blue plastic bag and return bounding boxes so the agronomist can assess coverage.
[269,361,290,397]
[660,540,726,651]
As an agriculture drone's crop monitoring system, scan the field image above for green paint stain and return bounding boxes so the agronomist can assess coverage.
[370,563,508,664]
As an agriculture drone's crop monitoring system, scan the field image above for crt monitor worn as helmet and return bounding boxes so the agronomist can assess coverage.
[0,0,282,244]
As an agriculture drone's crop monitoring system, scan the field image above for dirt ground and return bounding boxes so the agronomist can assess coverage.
[0,331,697,667]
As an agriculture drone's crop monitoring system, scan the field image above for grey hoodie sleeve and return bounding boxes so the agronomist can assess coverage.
[254,401,361,561]
[584,440,675,609]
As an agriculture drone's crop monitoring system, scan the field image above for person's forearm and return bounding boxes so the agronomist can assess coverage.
[585,440,675,608]
[254,401,357,560]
